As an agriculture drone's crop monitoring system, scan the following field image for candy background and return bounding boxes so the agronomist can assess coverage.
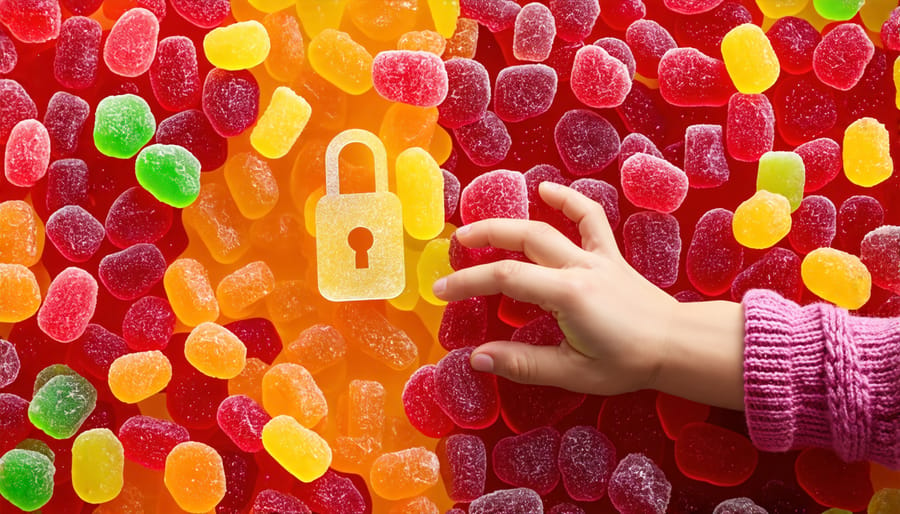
[1,0,900,512]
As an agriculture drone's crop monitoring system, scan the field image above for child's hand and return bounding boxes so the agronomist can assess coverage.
[433,182,746,410]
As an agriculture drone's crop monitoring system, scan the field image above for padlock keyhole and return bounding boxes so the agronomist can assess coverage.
[348,227,374,269]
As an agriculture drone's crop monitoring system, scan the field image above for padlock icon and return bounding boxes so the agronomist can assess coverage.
[315,128,405,301]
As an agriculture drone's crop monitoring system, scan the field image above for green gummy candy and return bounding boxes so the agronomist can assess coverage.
[0,449,55,512]
[135,144,202,208]
[28,373,97,440]
[14,440,55,463]
[756,151,805,213]
[812,0,864,20]
[32,364,78,396]
[94,94,156,159]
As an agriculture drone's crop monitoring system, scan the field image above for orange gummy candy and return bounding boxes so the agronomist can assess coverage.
[285,324,348,374]
[0,200,44,267]
[370,447,440,500]
[262,363,327,427]
[215,260,275,319]
[0,263,41,323]
[163,258,219,327]
[164,442,226,513]
[184,322,247,379]
[335,303,418,370]
[182,182,251,264]
[228,357,269,404]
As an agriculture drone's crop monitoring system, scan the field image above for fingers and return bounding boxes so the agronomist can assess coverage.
[434,259,568,310]
[454,218,584,268]
[538,182,616,255]
[470,340,588,391]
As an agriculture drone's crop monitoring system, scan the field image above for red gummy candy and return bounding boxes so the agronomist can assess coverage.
[224,318,281,364]
[155,109,228,171]
[251,489,311,514]
[837,195,884,255]
[599,0,644,32]
[460,0,520,32]
[772,76,837,145]
[438,433,487,502]
[5,119,50,187]
[549,0,599,42]
[615,82,666,144]
[549,504,585,514]
[0,27,14,73]
[609,453,671,514]
[767,16,820,75]
[558,425,616,501]
[555,109,620,176]
[37,267,98,343]
[0,339,19,388]
[202,68,260,138]
[453,111,511,167]
[862,226,900,295]
[882,7,900,51]
[675,422,758,486]
[53,16,101,89]
[658,48,736,108]
[170,0,229,28]
[571,45,630,109]
[44,92,89,159]
[726,93,774,162]
[571,178,620,231]
[788,195,836,255]
[494,64,557,122]
[439,296,488,351]
[621,154,688,213]
[294,470,368,514]
[59,0,100,15]
[794,448,873,512]
[373,51,448,107]
[150,36,202,112]
[434,347,500,429]
[655,392,710,440]
[218,395,271,453]
[103,7,159,77]
[118,415,190,470]
[623,211,681,288]
[459,169,528,224]
[0,79,36,145]
[122,296,175,351]
[0,0,60,43]
[513,3,555,62]
[439,58,490,129]
[45,159,88,213]
[98,243,166,300]
[105,187,174,248]
[470,488,543,514]
[625,19,676,79]
[71,324,128,380]
[442,169,460,220]
[813,23,874,91]
[597,391,667,462]
[684,124,728,188]
[220,452,256,512]
[492,426,561,495]
[686,208,743,297]
[663,0,723,14]
[731,247,802,303]
[402,365,456,438]
[673,2,751,59]
[166,358,228,429]
[618,133,662,169]
[794,137,841,192]
[45,205,105,262]
[0,393,30,453]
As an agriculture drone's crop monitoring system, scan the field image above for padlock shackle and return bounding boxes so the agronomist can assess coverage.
[324,128,390,197]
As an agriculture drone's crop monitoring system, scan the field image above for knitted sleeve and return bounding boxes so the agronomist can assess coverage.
[742,288,900,469]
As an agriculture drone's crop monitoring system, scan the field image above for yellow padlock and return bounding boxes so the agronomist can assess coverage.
[315,129,405,301]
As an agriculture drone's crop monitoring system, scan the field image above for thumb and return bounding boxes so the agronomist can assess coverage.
[470,341,579,389]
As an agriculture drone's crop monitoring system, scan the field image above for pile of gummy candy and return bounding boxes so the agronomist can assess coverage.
[2,0,900,511]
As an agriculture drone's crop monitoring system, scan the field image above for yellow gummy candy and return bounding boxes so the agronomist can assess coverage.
[71,428,124,504]
[262,415,332,482]
[417,238,452,306]
[389,241,422,312]
[250,87,312,159]
[203,21,270,71]
[869,488,900,514]
[843,117,893,187]
[755,0,809,17]
[721,24,780,94]
[185,322,247,379]
[428,0,460,38]
[308,29,373,95]
[346,0,418,42]
[108,351,172,403]
[732,190,791,249]
[247,0,291,14]
[801,247,871,310]
[163,258,219,326]
[295,0,349,38]
[397,148,445,240]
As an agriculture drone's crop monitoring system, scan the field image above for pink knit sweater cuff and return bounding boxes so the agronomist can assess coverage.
[742,289,900,468]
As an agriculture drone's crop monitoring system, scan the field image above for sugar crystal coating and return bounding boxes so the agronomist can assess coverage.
[492,426,561,495]
[37,267,97,343]
[164,441,227,512]
[555,109,620,176]
[71,428,124,504]
[93,94,155,159]
[470,488,543,514]
[4,119,50,188]
[202,68,260,138]
[813,23,873,91]
[44,92,89,159]
[98,243,166,301]
[170,0,229,28]
[461,0,521,32]
[373,50,448,107]
[861,226,900,295]
[713,497,768,514]
[0,449,55,511]
[0,0,60,43]
[570,45,630,109]
[795,137,841,192]
[402,365,456,438]
[658,48,735,107]
[623,211,681,288]
[513,3,555,62]
[218,394,270,453]
[0,79,35,145]
[789,195,836,255]
[0,339,19,388]
[29,371,97,439]
[45,159,88,212]
[118,415,189,470]
[767,16,820,75]
[252,489,312,513]
[71,323,128,380]
[434,347,499,429]
[495,64,558,122]
[802,247,871,309]
[438,433,486,502]
[454,111,511,167]
[103,8,159,77]
[837,195,884,255]
[108,350,172,403]
[721,24,780,94]
[150,36,202,112]
[460,169,528,224]
[45,205,104,263]
[626,19,676,79]
[369,447,440,501]
[135,144,202,208]
[155,109,227,172]
[608,453,672,514]
[684,124,728,188]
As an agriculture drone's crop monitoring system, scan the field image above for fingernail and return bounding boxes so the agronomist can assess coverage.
[432,277,447,297]
[471,352,494,372]
[456,225,470,237]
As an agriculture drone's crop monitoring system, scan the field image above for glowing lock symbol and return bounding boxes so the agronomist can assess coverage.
[315,129,405,301]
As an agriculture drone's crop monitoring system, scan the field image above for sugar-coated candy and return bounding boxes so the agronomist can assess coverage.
[869,488,900,514]
[163,258,219,326]
[794,137,841,192]
[53,17,100,89]
[373,51,448,107]
[5,119,49,188]
[773,77,837,146]
[713,497,768,513]
[262,415,332,482]
[492,427,560,495]
[155,109,227,172]
[721,24,779,94]
[571,46,629,109]
[93,94,155,159]
[494,64,557,122]
[460,0,520,32]
[71,428,123,504]
[45,159,88,212]
[32,363,77,394]
[609,453,671,514]
[396,147,444,240]
[98,243,166,300]
[789,195,835,255]
[105,187,173,249]
[378,102,439,158]
[0,449,55,511]
[164,441,226,513]
[622,211,681,288]
[251,87,311,159]
[558,426,616,502]
[460,169,527,224]
[307,29,373,95]
[203,68,260,137]
[335,303,418,370]
[103,8,158,77]
[108,350,172,403]
[184,322,247,379]
[766,17,819,75]
[262,363,327,428]
[438,296,487,351]
[170,0,228,28]
[595,38,636,79]
[837,195,884,254]
[370,447,439,500]
[674,422,758,486]
[294,470,367,514]
[813,23,874,91]
[285,324,347,374]
[437,434,486,502]
[71,324,128,380]
[29,371,97,439]
[843,117,892,187]
[549,504,585,514]
[217,395,270,453]
[203,21,269,71]
[513,3,555,62]
[224,152,278,220]
[883,8,900,50]
[0,394,30,453]
[402,365,456,438]
[0,264,40,323]
[259,13,303,82]
[43,93,89,159]
[684,125,728,188]
[118,415,189,470]
[549,0,599,42]
[225,318,281,364]
[169,353,227,425]
[0,0,59,43]
[664,0,723,13]
[37,267,97,343]
[251,489,311,513]
[802,247,871,309]
[469,488,543,514]
[731,247,802,302]
[658,48,735,107]
[0,339,19,388]
[555,109,620,176]
[389,496,438,514]
[626,20,676,79]
[216,261,275,319]
[615,86,663,145]
[443,17,478,59]
[686,209,743,296]
[732,191,791,250]
[135,144,202,209]
[862,227,900,294]
[813,0,864,21]
[0,201,43,267]
[756,151,805,212]
[670,2,750,59]
[0,27,14,73]
[0,80,35,144]
[726,93,774,162]
[454,111,511,167]
[397,29,445,55]
[621,154,688,214]
[45,206,104,263]
[150,37,202,112]
[434,347,499,429]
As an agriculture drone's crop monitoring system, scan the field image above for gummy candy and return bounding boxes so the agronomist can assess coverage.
[44,93,89,159]
[402,365,456,438]
[72,324,128,380]
[164,441,226,512]
[460,0,520,32]
[495,64,558,121]
[373,51,448,107]
[0,80,35,144]
[37,267,97,343]
[732,247,802,302]
[714,497,768,513]
[0,0,60,43]
[794,447,872,511]
[492,426,561,495]
[0,449,55,511]
[813,23,874,91]
[434,347,499,429]
[98,243,166,300]
[767,17,820,75]
[595,38,636,79]
[170,0,228,28]
[686,208,743,297]
[788,195,836,255]
[262,415,332,483]
[842,117,892,187]
[0,340,19,388]
[218,394,270,453]
[108,350,172,403]
[460,169,527,224]
[756,151,805,212]
[469,488,543,514]
[149,37,202,112]
[155,109,227,172]
[45,159,88,213]
[204,21,270,71]
[454,111,511,167]
[252,489,311,513]
[438,433,486,502]
[93,95,155,159]
[795,138,841,192]
[71,428,124,504]
[837,195,884,255]
[118,415,189,470]
[621,154,689,214]
[558,425,616,501]
[772,76,837,145]
[370,447,440,500]
[684,124,728,188]
[396,147,445,240]
[802,247,871,309]
[29,371,97,439]
[5,119,50,188]
[726,93,774,162]
[555,109,620,176]
[307,29,373,96]
[674,422,758,486]
[103,8,158,78]
[608,453,671,514]
[623,211,681,288]
[813,0,865,21]
[0,264,41,323]
[335,303,418,371]
[732,191,792,250]
[570,46,630,109]
[674,2,751,58]
[262,363,327,428]
[658,48,736,107]
[513,3,555,62]
[626,19,676,79]
[721,24,779,94]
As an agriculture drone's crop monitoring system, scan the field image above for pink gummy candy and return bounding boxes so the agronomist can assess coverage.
[0,339,19,389]
[558,425,617,502]
[788,195,836,255]
[373,51,448,107]
[155,109,227,171]
[0,27,15,73]
[549,0,599,42]
[45,159,88,212]
[494,64,558,122]
[492,426,561,495]
[684,124,728,188]
[726,93,774,162]
[731,247,802,303]
[623,211,681,288]
[217,394,270,453]
[438,433,487,502]
[813,23,874,91]
[595,37,636,79]
[618,133,662,169]
[571,45,631,109]
[439,58,491,129]
[202,68,260,138]
[620,154,689,213]
[549,504,586,514]
[433,347,500,430]
[470,488,543,514]
[673,2,751,58]
[555,109,620,176]
[513,2,555,62]
[794,137,841,192]
[608,453,672,514]
[837,195,884,255]
[37,267,98,343]
[570,178,620,231]
[103,8,159,78]
[122,296,175,352]
[118,415,190,470]
[459,169,528,225]
[686,208,743,297]
[663,0,723,14]
[454,111,511,167]
[625,19,676,79]
[0,79,36,145]
[0,0,60,43]
[460,0,520,32]
[402,365,456,438]
[658,48,735,107]
[862,226,900,295]
[439,296,488,351]
[150,36,202,112]
[767,17,820,75]
[53,16,101,89]
[170,0,229,28]
[44,92,90,159]
[772,76,837,145]
[46,205,105,263]
[882,7,900,51]
[442,169,460,221]
[4,119,50,187]
[98,243,167,300]
[105,187,174,248]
